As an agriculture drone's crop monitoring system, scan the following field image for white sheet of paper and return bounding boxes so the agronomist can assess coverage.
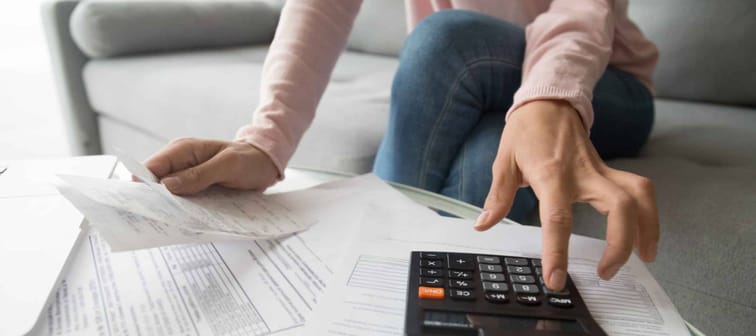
[54,173,319,250]
[32,174,437,336]
[302,206,691,336]
[114,148,159,184]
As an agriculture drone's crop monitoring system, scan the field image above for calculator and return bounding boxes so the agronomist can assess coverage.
[405,251,606,335]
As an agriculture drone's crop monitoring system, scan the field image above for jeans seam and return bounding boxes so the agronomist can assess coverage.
[418,57,522,188]
[458,143,465,199]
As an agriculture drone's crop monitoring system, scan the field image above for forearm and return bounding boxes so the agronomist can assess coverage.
[236,0,362,176]
[507,0,616,130]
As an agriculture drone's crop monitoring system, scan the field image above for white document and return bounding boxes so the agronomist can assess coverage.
[54,152,344,250]
[33,174,437,336]
[303,207,691,336]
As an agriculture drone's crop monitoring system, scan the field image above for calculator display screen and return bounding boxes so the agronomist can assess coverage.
[467,313,585,333]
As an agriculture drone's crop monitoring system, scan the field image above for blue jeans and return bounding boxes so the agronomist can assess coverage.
[373,10,654,223]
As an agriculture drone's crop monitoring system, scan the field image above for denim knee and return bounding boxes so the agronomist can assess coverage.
[400,10,525,67]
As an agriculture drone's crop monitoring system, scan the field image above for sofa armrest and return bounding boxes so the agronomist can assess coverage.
[70,0,281,58]
[42,0,101,155]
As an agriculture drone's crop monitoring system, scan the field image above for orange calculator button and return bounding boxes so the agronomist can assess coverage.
[418,286,445,299]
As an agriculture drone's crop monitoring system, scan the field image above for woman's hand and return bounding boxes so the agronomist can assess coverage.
[475,100,659,291]
[144,138,279,195]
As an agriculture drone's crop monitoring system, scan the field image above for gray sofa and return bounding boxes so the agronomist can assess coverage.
[42,1,755,335]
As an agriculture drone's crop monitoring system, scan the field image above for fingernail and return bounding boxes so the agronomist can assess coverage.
[474,210,490,229]
[603,264,622,279]
[162,177,180,190]
[549,269,566,289]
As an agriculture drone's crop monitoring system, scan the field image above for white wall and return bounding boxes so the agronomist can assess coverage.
[0,0,70,160]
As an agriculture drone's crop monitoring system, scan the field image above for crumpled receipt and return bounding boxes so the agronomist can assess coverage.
[54,154,315,251]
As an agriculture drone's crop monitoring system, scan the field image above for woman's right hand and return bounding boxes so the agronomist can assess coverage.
[144,138,279,195]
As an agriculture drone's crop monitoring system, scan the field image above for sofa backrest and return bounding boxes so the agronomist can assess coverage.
[347,0,756,107]
[629,0,755,107]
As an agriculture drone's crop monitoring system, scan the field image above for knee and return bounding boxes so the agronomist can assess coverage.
[400,10,524,66]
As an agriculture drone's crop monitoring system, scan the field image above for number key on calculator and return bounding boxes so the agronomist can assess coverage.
[405,251,607,335]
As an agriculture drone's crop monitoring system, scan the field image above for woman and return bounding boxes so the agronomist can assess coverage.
[144,0,660,291]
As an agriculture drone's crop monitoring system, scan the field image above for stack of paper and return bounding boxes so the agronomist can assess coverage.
[54,155,323,251]
[302,207,691,336]
[44,156,692,336]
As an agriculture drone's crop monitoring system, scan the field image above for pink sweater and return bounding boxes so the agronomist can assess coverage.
[236,0,659,177]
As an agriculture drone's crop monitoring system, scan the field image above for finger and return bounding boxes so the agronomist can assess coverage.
[161,151,232,195]
[583,176,638,280]
[475,153,521,231]
[606,169,659,262]
[144,138,226,178]
[532,179,573,291]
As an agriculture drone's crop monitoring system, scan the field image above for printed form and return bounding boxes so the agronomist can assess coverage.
[303,207,691,336]
[33,174,435,336]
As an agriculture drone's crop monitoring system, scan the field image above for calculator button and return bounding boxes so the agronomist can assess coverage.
[544,286,571,296]
[507,266,532,274]
[480,272,506,282]
[504,257,528,266]
[418,286,444,299]
[448,270,472,279]
[448,254,474,270]
[449,289,475,300]
[420,252,444,260]
[535,267,542,275]
[485,293,509,303]
[476,256,501,264]
[449,279,474,289]
[421,259,444,268]
[420,277,444,287]
[478,264,503,272]
[513,284,540,294]
[420,269,444,277]
[510,275,536,284]
[548,296,574,308]
[482,282,508,292]
[516,294,541,305]
[531,259,542,267]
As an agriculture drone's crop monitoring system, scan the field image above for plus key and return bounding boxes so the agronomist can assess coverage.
[448,254,474,271]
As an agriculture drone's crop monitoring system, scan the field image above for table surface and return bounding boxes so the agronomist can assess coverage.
[277,168,705,336]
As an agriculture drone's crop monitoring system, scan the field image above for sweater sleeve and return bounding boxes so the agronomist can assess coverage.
[506,0,617,131]
[235,0,363,178]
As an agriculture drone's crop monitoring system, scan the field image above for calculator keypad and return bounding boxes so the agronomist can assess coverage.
[409,252,606,336]
[416,252,576,308]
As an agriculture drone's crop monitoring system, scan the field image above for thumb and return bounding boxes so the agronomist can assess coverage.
[161,155,227,195]
[475,156,520,231]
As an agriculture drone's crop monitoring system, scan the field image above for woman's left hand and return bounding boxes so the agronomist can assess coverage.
[475,100,659,291]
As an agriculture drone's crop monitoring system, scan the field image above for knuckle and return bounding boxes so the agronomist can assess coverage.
[542,246,569,263]
[535,160,565,179]
[606,239,633,255]
[222,148,247,167]
[634,176,655,195]
[184,167,201,182]
[169,137,195,146]
[545,208,572,228]
[612,191,637,210]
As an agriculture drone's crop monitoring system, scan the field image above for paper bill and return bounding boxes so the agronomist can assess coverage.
[302,206,691,336]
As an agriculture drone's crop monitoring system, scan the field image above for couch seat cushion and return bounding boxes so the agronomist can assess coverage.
[83,46,398,173]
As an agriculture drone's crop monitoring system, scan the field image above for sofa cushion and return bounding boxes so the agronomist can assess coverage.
[645,99,756,166]
[83,46,397,172]
[347,0,406,57]
[70,0,280,58]
[629,0,756,106]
